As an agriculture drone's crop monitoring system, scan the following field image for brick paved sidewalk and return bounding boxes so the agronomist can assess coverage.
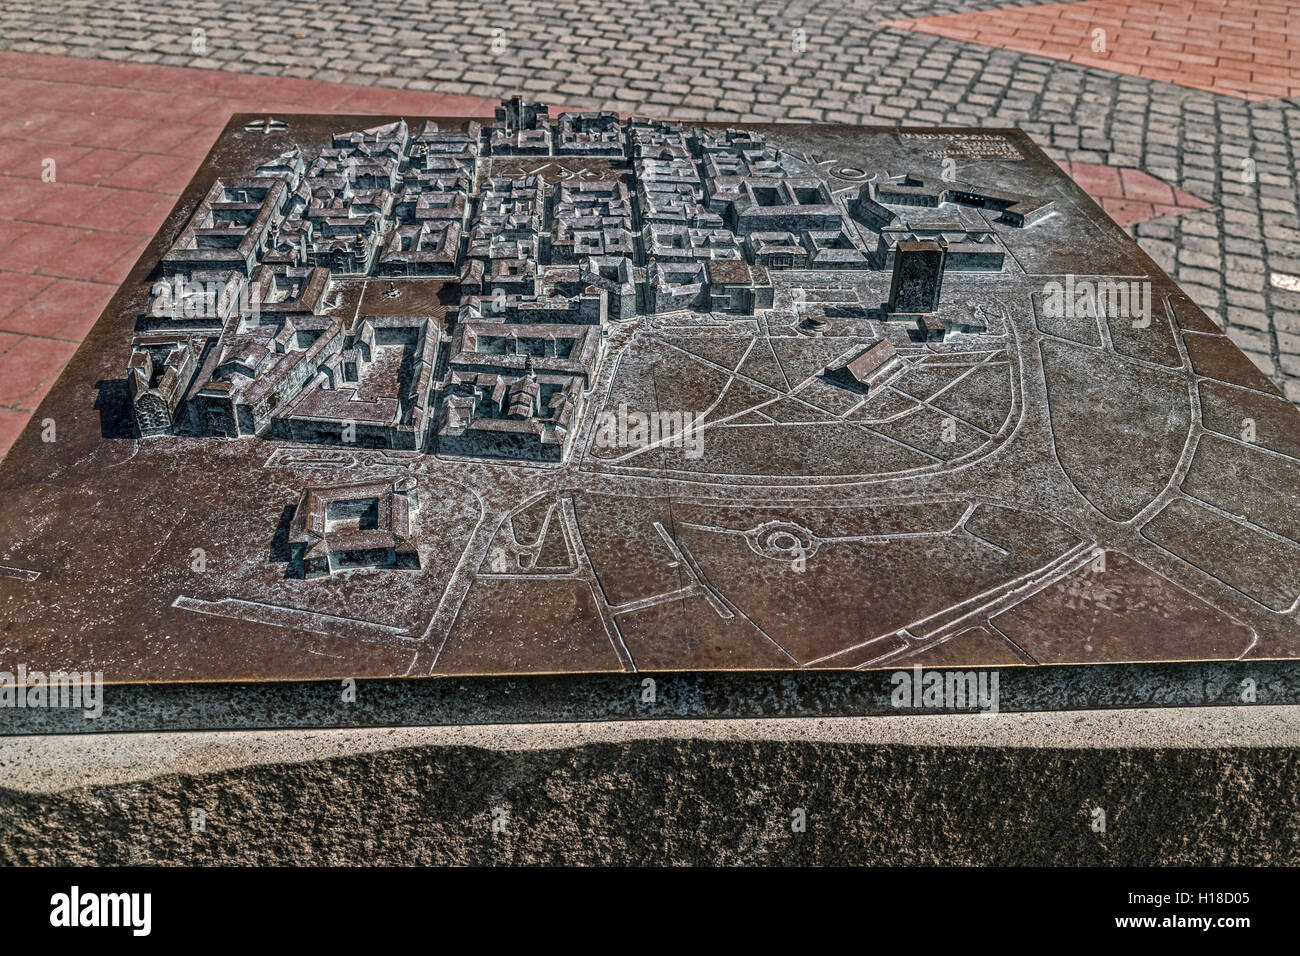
[2,0,1300,457]
[886,0,1300,100]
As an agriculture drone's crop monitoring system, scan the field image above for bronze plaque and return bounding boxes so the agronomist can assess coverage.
[1,103,1297,683]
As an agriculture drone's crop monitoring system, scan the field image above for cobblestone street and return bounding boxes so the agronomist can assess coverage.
[1,0,1300,453]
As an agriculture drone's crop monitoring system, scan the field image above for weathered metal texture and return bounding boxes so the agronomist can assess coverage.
[1,105,1298,686]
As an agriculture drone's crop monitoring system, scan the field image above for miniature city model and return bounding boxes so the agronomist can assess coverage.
[1,101,1298,681]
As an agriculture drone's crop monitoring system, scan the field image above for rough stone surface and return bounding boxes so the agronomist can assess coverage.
[2,709,1297,864]
[2,741,1297,865]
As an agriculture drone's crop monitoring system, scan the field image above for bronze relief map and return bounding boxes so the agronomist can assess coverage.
[1,100,1297,683]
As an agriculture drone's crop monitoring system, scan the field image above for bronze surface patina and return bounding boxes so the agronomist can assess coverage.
[1,101,1297,683]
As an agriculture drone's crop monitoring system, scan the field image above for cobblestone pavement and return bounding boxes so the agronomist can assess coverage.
[2,0,1300,403]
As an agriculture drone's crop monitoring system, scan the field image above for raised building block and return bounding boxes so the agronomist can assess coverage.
[888,239,946,314]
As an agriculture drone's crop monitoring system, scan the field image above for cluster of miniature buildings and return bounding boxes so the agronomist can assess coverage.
[126,100,1051,573]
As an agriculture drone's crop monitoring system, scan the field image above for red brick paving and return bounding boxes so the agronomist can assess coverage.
[1059,160,1210,225]
[0,50,500,461]
[0,407,29,456]
[0,334,79,408]
[884,0,1300,100]
[0,278,113,339]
